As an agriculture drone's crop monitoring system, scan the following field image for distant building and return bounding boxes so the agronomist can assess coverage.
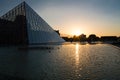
[62,37,73,42]
[0,2,64,45]
[54,30,60,35]
[118,37,120,42]
[101,36,118,42]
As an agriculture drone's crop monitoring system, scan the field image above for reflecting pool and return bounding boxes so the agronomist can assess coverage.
[0,42,120,80]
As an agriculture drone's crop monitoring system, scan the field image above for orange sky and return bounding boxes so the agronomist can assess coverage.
[1,0,120,37]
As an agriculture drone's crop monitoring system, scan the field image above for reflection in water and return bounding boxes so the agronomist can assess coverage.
[75,43,79,66]
[75,43,82,78]
[0,43,120,80]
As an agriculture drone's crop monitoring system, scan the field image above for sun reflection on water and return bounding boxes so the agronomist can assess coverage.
[75,43,79,66]
[75,43,82,78]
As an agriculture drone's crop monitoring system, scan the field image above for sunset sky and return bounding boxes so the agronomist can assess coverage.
[0,0,120,37]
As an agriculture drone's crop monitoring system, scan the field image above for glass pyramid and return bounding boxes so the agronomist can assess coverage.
[0,2,65,45]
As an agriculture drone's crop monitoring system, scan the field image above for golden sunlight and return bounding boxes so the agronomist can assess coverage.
[72,30,81,36]
[75,43,79,66]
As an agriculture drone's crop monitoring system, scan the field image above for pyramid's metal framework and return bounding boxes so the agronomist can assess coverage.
[0,2,65,45]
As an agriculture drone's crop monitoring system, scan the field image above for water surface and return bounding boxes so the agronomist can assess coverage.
[0,43,120,80]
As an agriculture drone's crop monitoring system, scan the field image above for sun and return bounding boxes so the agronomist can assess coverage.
[72,30,81,36]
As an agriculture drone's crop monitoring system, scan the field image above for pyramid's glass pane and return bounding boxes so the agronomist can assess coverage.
[1,2,25,21]
[25,3,65,44]
[0,2,28,45]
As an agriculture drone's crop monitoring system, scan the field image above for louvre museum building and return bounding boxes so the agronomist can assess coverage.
[0,2,64,45]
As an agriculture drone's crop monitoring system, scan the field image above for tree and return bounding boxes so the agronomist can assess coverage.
[87,34,98,42]
[79,34,86,42]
